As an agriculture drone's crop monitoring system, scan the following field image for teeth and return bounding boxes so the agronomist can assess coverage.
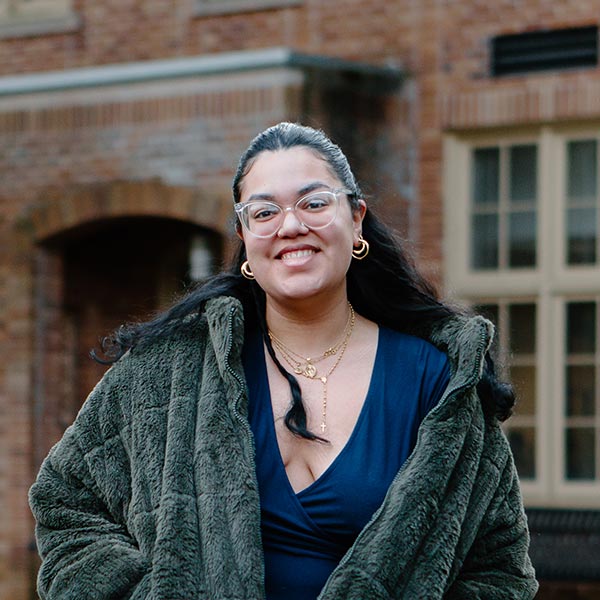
[281,249,314,260]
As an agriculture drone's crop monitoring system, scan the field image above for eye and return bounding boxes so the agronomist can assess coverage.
[249,202,280,221]
[298,193,332,211]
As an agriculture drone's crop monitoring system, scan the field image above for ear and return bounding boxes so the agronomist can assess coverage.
[235,223,244,241]
[352,199,367,242]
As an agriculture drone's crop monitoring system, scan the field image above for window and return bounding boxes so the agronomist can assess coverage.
[477,301,538,479]
[471,144,537,269]
[566,140,598,265]
[492,26,598,77]
[194,0,301,16]
[444,126,600,507]
[564,300,599,480]
[0,0,76,37]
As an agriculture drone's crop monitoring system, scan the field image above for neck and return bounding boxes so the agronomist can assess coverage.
[265,290,351,355]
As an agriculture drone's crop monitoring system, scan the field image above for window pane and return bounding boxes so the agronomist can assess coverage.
[567,140,597,200]
[565,428,595,480]
[471,214,499,269]
[510,145,537,203]
[509,304,536,354]
[472,148,499,205]
[567,207,597,265]
[566,365,596,416]
[566,302,596,354]
[510,365,536,415]
[507,428,536,478]
[509,211,536,267]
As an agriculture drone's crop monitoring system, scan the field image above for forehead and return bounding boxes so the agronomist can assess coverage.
[239,147,340,200]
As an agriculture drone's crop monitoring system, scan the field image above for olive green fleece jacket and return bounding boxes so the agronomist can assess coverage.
[29,296,538,599]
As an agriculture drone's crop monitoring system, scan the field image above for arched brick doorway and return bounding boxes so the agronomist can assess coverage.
[61,217,220,425]
[30,181,229,467]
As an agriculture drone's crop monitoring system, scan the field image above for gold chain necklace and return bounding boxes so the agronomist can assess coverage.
[268,303,353,379]
[268,304,355,433]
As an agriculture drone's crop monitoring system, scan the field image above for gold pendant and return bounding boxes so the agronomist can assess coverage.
[320,422,327,433]
[303,363,317,378]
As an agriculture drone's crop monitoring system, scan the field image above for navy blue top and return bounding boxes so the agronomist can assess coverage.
[242,326,451,600]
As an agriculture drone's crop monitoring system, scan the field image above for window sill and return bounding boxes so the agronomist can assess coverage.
[194,0,302,17]
[0,11,80,39]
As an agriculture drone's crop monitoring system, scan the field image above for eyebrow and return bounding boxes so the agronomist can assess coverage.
[245,181,330,203]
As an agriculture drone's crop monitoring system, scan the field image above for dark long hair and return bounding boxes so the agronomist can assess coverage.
[96,122,514,439]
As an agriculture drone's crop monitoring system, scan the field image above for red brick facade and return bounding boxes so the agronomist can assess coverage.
[1,1,600,598]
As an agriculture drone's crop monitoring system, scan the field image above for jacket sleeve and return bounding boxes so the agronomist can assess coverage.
[445,448,538,600]
[29,361,152,600]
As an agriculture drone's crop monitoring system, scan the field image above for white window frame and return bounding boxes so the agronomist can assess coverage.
[444,124,600,509]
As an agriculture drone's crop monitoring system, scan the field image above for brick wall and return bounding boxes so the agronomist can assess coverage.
[0,84,292,199]
[0,75,296,598]
[2,1,600,598]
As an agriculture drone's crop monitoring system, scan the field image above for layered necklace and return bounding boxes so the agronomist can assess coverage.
[268,303,355,433]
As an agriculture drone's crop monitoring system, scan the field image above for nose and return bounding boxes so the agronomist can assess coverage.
[277,207,308,237]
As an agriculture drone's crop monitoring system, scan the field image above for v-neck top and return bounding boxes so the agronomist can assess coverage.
[242,326,450,600]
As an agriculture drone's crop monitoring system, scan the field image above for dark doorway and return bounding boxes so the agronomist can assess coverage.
[34,216,221,460]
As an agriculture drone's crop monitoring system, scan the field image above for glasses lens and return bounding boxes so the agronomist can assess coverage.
[237,191,342,237]
[243,201,282,237]
[296,191,338,229]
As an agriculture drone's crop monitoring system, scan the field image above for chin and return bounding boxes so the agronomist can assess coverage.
[270,279,342,305]
[275,286,321,303]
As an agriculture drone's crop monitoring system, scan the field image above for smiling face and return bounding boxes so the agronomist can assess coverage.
[238,147,365,308]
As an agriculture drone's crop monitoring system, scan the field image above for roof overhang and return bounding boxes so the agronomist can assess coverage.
[0,47,403,98]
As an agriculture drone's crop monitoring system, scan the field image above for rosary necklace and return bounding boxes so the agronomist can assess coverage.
[268,303,355,433]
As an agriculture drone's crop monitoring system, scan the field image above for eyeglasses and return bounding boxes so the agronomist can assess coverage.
[234,188,353,238]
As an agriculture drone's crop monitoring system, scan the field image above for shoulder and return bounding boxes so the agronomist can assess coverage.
[134,312,208,357]
[379,326,449,372]
[428,314,494,390]
[83,312,210,410]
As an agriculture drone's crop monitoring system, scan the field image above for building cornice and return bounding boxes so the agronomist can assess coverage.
[0,47,402,98]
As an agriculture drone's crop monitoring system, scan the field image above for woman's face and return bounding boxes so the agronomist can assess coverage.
[238,147,366,306]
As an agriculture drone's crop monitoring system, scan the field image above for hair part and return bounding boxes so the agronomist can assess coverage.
[233,122,363,210]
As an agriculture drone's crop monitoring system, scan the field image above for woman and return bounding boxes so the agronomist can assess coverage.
[29,122,538,599]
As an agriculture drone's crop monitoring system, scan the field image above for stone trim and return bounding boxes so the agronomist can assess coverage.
[193,0,302,17]
[0,10,79,39]
[0,47,401,98]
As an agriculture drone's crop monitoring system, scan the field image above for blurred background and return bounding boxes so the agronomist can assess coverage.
[1,1,599,598]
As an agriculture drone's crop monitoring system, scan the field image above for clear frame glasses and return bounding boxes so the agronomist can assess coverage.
[234,188,353,238]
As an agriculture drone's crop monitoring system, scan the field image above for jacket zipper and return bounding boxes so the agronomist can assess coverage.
[223,305,266,600]
[224,306,255,454]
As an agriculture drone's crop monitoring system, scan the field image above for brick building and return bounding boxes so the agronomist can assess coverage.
[0,1,599,598]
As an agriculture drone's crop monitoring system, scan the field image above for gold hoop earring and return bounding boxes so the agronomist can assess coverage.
[241,260,255,280]
[352,236,369,260]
